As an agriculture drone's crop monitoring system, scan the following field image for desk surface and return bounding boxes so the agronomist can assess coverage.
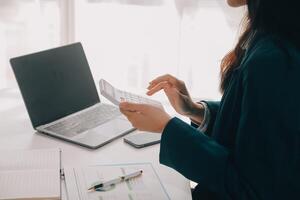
[0,88,192,200]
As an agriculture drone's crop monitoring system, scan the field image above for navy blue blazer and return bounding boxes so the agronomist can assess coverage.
[160,33,300,199]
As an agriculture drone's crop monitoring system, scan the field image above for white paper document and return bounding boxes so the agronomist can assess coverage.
[0,148,61,200]
[64,163,170,200]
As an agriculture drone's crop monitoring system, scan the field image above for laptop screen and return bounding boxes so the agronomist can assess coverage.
[10,43,100,128]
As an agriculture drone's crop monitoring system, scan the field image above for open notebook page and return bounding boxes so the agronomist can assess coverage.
[0,148,61,200]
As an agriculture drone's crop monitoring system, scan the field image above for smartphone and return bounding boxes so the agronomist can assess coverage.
[124,132,161,148]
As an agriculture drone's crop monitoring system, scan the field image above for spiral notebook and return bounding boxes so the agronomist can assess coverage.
[0,148,61,200]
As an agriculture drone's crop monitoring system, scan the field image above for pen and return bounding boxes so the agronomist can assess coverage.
[88,169,143,191]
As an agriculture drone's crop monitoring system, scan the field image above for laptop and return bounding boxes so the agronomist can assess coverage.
[10,43,135,149]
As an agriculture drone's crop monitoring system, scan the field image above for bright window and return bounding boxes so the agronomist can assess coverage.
[0,0,245,100]
[0,0,62,88]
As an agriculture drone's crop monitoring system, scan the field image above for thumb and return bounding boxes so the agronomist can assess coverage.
[119,102,146,112]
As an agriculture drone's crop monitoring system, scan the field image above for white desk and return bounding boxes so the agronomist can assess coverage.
[0,88,192,200]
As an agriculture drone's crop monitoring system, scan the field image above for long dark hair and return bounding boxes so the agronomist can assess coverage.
[220,0,300,92]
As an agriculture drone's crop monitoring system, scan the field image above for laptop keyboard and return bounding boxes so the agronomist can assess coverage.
[44,104,121,138]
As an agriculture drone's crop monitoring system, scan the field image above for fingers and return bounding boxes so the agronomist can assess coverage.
[119,102,147,112]
[147,74,188,96]
[148,74,178,90]
[119,109,141,128]
[119,108,137,118]
[146,81,171,96]
[119,103,145,129]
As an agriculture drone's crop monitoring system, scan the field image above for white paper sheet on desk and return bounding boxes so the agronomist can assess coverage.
[0,148,60,170]
[0,148,61,200]
[0,169,59,199]
[64,163,170,200]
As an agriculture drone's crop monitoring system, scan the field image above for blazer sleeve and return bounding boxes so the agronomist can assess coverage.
[201,101,220,136]
[191,101,220,136]
[160,48,300,199]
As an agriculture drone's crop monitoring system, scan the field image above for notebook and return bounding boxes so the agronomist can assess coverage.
[64,163,170,200]
[0,148,61,200]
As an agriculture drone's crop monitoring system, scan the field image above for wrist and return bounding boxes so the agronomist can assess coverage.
[156,113,172,133]
[186,102,205,125]
[160,114,172,133]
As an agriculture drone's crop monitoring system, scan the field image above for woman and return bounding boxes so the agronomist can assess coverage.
[120,0,300,199]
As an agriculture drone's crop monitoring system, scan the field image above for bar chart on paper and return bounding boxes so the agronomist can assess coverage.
[64,163,170,200]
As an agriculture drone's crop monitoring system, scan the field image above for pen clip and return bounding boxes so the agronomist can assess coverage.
[95,185,115,192]
[88,181,102,191]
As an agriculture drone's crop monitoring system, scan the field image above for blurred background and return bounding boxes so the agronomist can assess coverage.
[0,0,245,101]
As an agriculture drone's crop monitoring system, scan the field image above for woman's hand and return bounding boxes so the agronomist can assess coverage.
[147,74,204,124]
[119,102,171,133]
